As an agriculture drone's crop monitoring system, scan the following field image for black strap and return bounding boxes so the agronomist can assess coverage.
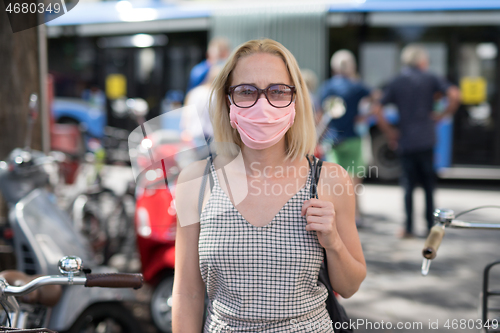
[306,155,352,332]
[315,158,323,197]
[306,154,323,199]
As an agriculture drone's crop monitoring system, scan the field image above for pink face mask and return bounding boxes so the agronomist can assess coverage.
[229,98,296,150]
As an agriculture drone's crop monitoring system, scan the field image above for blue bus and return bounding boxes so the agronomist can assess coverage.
[46,0,500,180]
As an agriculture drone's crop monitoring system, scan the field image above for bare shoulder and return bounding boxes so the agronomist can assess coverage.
[319,161,353,186]
[318,161,357,230]
[177,158,211,185]
[176,158,211,228]
[317,161,355,200]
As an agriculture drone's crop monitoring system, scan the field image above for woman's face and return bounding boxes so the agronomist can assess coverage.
[230,52,292,91]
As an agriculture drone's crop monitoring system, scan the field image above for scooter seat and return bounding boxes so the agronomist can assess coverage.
[0,270,62,307]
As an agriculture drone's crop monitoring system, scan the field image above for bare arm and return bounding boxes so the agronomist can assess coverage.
[433,85,461,121]
[301,163,366,298]
[355,90,381,122]
[445,85,461,116]
[372,102,399,150]
[172,161,208,332]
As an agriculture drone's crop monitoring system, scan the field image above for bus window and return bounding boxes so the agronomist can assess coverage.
[360,41,447,89]
[453,42,497,166]
[360,42,399,88]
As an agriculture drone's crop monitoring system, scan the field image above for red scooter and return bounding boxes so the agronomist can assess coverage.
[135,157,177,333]
[132,109,201,333]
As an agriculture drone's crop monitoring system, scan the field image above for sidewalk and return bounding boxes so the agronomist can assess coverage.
[342,183,500,332]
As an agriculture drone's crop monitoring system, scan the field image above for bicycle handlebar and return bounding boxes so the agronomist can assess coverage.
[85,273,143,289]
[443,219,500,230]
[3,276,84,297]
[2,273,143,297]
[421,208,500,275]
[422,219,500,260]
[422,224,445,260]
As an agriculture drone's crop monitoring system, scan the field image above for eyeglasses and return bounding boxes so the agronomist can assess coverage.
[227,84,296,108]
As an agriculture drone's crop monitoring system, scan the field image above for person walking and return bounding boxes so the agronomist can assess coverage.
[318,49,373,226]
[172,38,366,332]
[183,64,223,144]
[373,44,460,238]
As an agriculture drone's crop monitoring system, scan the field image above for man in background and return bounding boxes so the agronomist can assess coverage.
[373,44,461,238]
[318,50,373,226]
[187,37,230,92]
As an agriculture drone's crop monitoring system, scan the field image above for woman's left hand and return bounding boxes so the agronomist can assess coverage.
[301,198,340,251]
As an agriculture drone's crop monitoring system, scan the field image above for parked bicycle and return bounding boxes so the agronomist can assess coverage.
[70,146,132,265]
[69,98,149,266]
[422,207,500,333]
[0,255,143,332]
[0,94,143,332]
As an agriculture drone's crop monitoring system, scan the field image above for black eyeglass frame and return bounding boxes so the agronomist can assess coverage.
[227,84,296,108]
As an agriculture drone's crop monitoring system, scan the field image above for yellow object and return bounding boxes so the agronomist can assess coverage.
[106,74,127,100]
[94,147,106,174]
[460,77,486,105]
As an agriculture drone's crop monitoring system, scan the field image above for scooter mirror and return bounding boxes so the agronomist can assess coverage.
[126,98,149,118]
[111,98,130,118]
[322,96,346,119]
[24,93,39,150]
[29,93,39,121]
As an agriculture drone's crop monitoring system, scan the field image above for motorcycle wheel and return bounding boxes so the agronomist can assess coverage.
[150,276,174,333]
[370,129,401,181]
[65,303,141,333]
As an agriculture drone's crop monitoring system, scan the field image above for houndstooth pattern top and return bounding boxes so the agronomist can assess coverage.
[198,158,334,332]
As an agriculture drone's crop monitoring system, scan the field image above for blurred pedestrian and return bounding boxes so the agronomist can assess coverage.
[301,68,319,111]
[373,44,461,238]
[81,83,106,112]
[173,38,366,332]
[183,64,223,143]
[161,90,184,115]
[317,49,373,227]
[187,37,230,92]
[160,89,184,130]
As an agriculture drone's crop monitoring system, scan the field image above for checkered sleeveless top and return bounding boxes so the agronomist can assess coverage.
[199,158,334,332]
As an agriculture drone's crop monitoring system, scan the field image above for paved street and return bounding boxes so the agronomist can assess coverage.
[342,182,500,333]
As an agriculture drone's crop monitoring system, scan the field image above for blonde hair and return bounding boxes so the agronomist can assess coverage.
[331,49,357,78]
[207,37,231,61]
[209,39,316,161]
[301,68,318,93]
[401,44,428,67]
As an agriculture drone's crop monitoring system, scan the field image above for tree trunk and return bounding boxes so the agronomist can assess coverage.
[0,12,42,157]
[0,8,43,270]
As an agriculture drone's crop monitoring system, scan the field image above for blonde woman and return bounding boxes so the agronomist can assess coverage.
[173,39,366,332]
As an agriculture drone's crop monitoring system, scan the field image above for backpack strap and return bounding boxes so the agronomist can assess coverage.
[315,157,323,197]
[306,154,323,199]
